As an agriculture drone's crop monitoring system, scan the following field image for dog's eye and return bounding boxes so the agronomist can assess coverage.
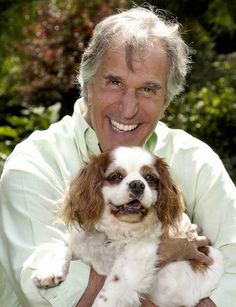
[144,174,158,182]
[107,172,124,182]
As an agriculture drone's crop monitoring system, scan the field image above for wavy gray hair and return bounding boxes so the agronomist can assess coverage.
[77,6,191,107]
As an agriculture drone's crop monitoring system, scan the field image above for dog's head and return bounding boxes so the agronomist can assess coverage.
[61,146,184,237]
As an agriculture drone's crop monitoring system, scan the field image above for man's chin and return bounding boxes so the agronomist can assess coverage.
[100,136,145,151]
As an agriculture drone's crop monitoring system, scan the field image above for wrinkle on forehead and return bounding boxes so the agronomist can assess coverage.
[125,42,166,72]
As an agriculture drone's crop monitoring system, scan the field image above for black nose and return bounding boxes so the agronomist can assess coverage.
[129,180,145,196]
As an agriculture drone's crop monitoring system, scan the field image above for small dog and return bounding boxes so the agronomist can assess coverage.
[32,146,223,307]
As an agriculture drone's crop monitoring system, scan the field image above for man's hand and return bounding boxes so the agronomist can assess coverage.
[76,267,105,307]
[158,224,213,266]
[77,270,158,307]
[196,297,216,306]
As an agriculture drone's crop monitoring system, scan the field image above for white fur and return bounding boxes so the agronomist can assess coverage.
[102,147,158,209]
[32,147,224,306]
[149,246,224,307]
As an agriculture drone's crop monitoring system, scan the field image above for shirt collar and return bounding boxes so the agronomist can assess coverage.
[144,131,158,153]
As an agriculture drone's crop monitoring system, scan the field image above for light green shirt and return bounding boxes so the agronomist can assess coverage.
[0,100,235,306]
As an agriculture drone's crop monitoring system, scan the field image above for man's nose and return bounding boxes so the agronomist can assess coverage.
[120,88,138,119]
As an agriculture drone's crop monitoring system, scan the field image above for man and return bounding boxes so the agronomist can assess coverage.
[0,6,235,307]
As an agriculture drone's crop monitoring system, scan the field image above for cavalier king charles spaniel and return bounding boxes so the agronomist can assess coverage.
[32,146,223,307]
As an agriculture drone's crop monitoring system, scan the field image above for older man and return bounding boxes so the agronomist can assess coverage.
[0,6,235,307]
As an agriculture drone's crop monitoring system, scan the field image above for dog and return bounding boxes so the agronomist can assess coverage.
[32,146,224,307]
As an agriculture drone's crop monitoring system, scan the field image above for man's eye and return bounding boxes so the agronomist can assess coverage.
[111,79,121,86]
[144,174,158,182]
[143,87,153,92]
[138,87,156,97]
[107,172,123,182]
[106,78,122,87]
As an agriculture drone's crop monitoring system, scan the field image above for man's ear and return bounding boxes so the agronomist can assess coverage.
[86,81,94,106]
[79,99,88,114]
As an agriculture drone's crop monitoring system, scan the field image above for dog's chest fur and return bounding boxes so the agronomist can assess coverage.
[69,226,160,276]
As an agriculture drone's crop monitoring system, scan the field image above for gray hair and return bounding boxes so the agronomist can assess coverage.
[77,6,191,107]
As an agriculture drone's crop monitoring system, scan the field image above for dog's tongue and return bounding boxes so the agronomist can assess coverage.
[124,200,142,212]
[109,200,142,213]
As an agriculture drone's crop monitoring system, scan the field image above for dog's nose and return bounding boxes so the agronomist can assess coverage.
[129,180,145,196]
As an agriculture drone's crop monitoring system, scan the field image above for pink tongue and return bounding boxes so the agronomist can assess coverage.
[109,201,142,213]
[124,201,141,212]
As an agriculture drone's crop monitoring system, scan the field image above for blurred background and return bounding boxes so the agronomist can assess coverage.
[0,0,235,182]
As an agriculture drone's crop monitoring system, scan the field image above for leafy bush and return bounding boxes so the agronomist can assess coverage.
[16,0,127,116]
[0,0,235,183]
[164,53,236,181]
[0,103,60,172]
[0,0,127,173]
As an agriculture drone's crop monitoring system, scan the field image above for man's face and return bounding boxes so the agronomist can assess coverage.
[85,44,169,151]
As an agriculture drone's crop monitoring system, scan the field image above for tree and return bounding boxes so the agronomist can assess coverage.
[135,0,236,181]
[16,0,127,117]
[0,0,127,171]
[0,0,235,181]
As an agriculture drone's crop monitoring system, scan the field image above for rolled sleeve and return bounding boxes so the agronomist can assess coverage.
[21,258,90,307]
[0,153,89,306]
[192,153,236,305]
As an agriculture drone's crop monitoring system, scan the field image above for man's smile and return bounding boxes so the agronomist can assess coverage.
[110,119,139,132]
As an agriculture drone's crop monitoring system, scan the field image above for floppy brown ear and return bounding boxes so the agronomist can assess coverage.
[60,151,110,231]
[154,156,185,238]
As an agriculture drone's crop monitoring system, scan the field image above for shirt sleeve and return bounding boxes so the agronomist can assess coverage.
[0,153,90,307]
[191,152,236,306]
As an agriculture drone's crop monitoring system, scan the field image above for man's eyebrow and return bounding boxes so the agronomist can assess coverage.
[143,81,162,89]
[104,74,124,82]
[103,74,162,89]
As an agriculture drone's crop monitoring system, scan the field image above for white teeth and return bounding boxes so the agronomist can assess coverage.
[111,119,138,132]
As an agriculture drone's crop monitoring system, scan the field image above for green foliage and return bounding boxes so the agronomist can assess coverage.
[135,0,236,182]
[15,0,127,116]
[0,103,60,172]
[0,0,127,174]
[0,0,235,182]
[164,53,236,181]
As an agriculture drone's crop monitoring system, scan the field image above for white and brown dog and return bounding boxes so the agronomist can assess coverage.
[32,146,223,307]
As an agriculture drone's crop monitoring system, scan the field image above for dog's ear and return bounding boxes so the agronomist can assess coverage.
[154,156,185,238]
[60,151,110,231]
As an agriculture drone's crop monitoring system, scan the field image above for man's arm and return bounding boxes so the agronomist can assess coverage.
[0,159,90,306]
[193,158,236,306]
[196,298,216,307]
[76,268,105,307]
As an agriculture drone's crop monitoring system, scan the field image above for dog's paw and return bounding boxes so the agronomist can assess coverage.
[32,259,69,288]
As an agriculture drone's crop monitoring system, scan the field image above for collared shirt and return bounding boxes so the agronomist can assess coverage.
[0,99,235,306]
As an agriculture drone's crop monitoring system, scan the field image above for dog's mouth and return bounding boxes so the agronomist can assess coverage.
[109,199,146,215]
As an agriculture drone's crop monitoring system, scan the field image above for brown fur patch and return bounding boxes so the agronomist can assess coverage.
[153,156,185,237]
[60,151,111,231]
[190,246,209,274]
[104,167,127,185]
[141,165,159,189]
